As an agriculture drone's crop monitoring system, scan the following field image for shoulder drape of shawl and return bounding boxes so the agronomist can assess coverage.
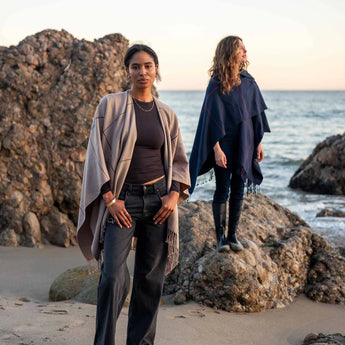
[189,71,270,194]
[77,90,190,275]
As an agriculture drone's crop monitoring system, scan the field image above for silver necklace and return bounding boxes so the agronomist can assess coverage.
[132,97,155,112]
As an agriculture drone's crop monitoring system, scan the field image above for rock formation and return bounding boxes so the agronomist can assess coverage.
[303,333,345,345]
[0,29,129,247]
[316,208,345,218]
[163,194,345,312]
[49,195,345,311]
[289,133,345,195]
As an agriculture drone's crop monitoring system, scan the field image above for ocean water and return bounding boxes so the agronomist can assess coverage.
[159,90,345,247]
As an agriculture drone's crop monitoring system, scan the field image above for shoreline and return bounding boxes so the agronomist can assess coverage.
[1,245,344,345]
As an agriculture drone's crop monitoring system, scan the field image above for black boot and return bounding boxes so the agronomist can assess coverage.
[227,199,244,252]
[212,202,230,252]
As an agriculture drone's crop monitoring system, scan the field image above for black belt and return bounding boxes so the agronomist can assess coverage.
[122,177,166,196]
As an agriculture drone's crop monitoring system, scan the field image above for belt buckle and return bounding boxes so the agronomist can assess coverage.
[107,216,116,224]
[144,184,154,194]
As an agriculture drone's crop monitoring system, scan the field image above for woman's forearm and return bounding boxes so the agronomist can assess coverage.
[213,141,221,152]
[102,191,114,204]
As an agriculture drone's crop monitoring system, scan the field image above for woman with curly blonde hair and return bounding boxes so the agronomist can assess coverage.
[189,35,270,252]
[209,36,249,93]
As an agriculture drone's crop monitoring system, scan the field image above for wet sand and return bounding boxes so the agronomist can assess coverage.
[1,245,344,345]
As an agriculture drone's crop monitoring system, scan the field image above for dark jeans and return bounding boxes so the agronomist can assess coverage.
[213,134,244,204]
[94,177,168,345]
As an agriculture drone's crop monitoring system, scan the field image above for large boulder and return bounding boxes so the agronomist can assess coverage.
[289,133,345,195]
[0,29,129,246]
[49,266,100,304]
[49,265,133,306]
[188,240,281,312]
[164,194,345,312]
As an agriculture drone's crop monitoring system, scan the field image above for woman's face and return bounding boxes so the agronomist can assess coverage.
[236,40,247,64]
[127,51,158,91]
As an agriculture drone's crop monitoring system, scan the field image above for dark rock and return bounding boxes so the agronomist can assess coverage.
[337,247,345,258]
[305,234,345,304]
[289,133,345,195]
[303,333,345,344]
[0,29,129,246]
[0,229,17,246]
[174,289,187,305]
[316,208,345,218]
[304,333,319,343]
[40,207,76,247]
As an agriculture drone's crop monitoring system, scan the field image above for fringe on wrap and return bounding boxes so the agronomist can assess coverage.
[165,228,179,275]
[89,233,178,276]
[98,250,104,270]
[246,181,260,195]
[87,257,101,275]
[193,170,260,199]
[195,170,214,188]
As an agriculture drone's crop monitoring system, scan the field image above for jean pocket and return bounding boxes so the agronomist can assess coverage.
[122,190,130,207]
[152,191,159,200]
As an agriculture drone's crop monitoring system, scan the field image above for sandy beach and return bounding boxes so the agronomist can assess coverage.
[1,245,344,345]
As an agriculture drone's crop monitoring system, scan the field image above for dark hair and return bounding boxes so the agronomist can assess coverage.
[124,44,161,81]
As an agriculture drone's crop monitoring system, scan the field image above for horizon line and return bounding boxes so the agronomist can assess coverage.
[158,89,345,92]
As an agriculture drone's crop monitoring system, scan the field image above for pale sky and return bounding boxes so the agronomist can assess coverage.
[1,0,344,90]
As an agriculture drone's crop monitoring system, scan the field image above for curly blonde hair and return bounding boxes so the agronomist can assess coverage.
[209,36,249,94]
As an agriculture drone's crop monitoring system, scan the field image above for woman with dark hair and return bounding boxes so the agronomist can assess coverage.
[189,36,270,252]
[77,43,190,345]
